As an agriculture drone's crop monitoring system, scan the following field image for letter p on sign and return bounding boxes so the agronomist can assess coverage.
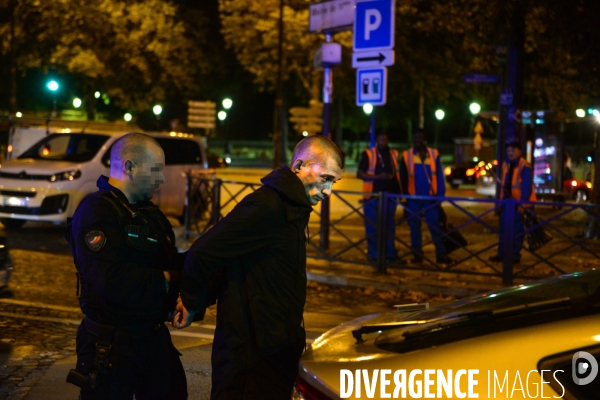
[353,0,395,52]
[364,10,382,40]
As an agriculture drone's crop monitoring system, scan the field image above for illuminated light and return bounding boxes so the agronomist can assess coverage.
[217,111,227,121]
[520,286,528,290]
[536,111,544,117]
[435,109,445,120]
[490,294,497,297]
[225,157,231,164]
[576,109,586,118]
[587,182,592,189]
[478,161,485,167]
[473,157,479,162]
[572,180,578,187]
[124,113,132,122]
[170,132,176,137]
[65,128,71,133]
[469,102,481,115]
[466,168,475,177]
[545,168,551,174]
[535,138,543,147]
[42,148,50,156]
[73,98,82,108]
[94,91,101,99]
[362,103,373,115]
[222,98,233,110]
[480,170,487,176]
[7,197,25,206]
[493,160,498,165]
[338,355,378,362]
[47,80,59,91]
[153,105,162,116]
[593,335,600,342]
[177,133,183,137]
[7,144,12,153]
[593,109,600,117]
[103,98,110,105]
[15,112,22,118]
[0,245,4,248]
[444,166,452,176]
[302,131,309,137]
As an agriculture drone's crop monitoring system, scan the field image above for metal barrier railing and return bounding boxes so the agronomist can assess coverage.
[184,172,600,285]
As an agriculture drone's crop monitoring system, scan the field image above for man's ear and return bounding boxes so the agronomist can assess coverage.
[125,160,134,175]
[292,159,303,172]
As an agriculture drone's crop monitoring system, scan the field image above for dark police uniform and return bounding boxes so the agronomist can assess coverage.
[65,176,187,400]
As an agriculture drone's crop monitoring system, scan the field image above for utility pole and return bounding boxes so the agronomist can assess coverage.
[272,0,285,169]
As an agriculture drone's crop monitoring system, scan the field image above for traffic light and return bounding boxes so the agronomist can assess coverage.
[289,100,323,136]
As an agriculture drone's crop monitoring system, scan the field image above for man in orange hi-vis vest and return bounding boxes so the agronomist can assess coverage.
[357,133,405,264]
[488,141,536,264]
[400,129,454,265]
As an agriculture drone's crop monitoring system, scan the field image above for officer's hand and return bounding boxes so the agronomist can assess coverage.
[172,301,196,329]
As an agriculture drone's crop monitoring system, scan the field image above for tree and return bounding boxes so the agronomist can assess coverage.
[0,0,212,119]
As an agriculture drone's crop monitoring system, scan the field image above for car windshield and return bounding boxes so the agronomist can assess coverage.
[18,133,110,162]
[373,270,600,352]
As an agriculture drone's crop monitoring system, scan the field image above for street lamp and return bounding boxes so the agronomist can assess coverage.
[47,80,59,116]
[73,98,82,108]
[576,109,586,118]
[217,111,227,121]
[153,105,162,131]
[124,113,132,122]
[221,99,233,155]
[363,103,375,147]
[469,102,481,115]
[434,109,445,149]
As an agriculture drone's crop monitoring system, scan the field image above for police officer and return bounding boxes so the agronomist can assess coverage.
[65,132,187,399]
[489,140,536,264]
[356,133,405,263]
[400,129,454,265]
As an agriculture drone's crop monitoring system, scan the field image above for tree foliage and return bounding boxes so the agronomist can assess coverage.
[0,0,211,112]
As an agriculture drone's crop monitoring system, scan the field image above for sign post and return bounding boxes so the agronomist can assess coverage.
[187,101,216,136]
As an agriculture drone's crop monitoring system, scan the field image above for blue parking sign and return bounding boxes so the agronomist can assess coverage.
[353,0,395,52]
[356,68,387,106]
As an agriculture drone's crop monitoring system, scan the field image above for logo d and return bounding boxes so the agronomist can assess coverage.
[572,351,598,385]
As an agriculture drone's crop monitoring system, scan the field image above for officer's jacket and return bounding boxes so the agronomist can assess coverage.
[66,176,184,327]
[180,166,312,362]
[400,147,446,197]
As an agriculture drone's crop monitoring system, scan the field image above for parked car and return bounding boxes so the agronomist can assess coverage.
[476,161,592,202]
[444,160,486,189]
[0,131,209,229]
[294,270,600,399]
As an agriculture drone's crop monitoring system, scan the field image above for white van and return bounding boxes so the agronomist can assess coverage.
[0,130,209,228]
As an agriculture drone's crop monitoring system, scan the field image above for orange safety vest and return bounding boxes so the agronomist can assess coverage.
[501,157,537,203]
[402,148,439,195]
[362,147,401,198]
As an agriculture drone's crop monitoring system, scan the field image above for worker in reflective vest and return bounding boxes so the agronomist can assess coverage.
[357,133,405,264]
[400,129,454,265]
[489,141,536,264]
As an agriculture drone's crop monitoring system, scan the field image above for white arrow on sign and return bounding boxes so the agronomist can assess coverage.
[352,50,394,68]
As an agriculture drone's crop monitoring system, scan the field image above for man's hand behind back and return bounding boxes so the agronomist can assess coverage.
[171,301,197,329]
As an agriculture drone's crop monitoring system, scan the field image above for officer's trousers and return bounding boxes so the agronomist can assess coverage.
[363,197,398,260]
[406,200,447,259]
[75,320,187,400]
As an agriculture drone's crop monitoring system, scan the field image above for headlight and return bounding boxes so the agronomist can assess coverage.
[49,169,81,182]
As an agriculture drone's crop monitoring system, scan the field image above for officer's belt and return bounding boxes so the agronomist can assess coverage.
[83,316,162,340]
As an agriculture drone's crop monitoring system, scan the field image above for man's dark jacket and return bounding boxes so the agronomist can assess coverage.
[181,166,312,362]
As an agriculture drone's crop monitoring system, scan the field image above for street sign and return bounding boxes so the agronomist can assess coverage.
[352,50,394,68]
[187,100,216,129]
[353,0,395,52]
[309,0,356,33]
[356,67,387,106]
[289,101,323,135]
[463,73,501,84]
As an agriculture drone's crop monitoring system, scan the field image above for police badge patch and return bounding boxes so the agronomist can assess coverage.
[85,230,107,251]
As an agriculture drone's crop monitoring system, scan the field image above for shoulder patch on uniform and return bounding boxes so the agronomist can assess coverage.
[85,230,107,252]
